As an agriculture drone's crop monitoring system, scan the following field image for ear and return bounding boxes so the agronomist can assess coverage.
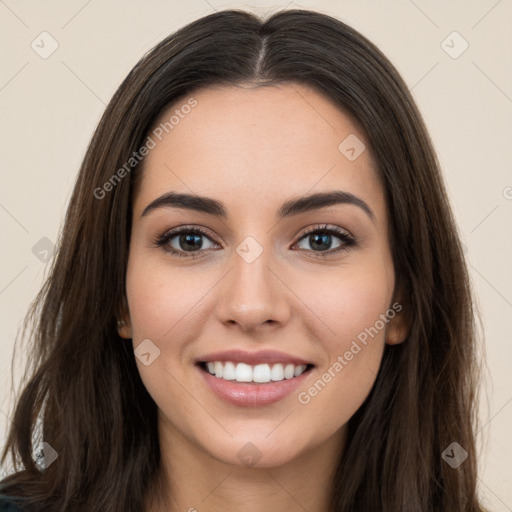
[385,289,410,346]
[116,296,133,339]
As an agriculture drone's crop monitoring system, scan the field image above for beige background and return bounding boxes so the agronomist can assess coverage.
[1,0,511,508]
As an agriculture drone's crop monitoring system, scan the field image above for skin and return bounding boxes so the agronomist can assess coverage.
[118,82,408,512]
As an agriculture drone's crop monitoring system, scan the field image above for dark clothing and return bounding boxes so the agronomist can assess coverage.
[0,497,27,511]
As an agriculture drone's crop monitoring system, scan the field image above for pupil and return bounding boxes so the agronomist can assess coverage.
[310,233,331,251]
[180,233,202,251]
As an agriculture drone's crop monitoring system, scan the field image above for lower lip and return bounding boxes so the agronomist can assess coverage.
[197,365,313,407]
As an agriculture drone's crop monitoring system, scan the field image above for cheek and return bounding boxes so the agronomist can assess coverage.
[124,255,195,409]
[292,259,393,416]
[125,255,202,340]
[298,258,394,348]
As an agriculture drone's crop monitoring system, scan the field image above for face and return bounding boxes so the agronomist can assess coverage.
[119,82,407,468]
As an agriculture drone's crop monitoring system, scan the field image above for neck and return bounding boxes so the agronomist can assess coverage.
[146,415,345,512]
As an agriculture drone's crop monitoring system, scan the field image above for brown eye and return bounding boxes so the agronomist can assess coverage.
[294,225,356,256]
[154,226,219,258]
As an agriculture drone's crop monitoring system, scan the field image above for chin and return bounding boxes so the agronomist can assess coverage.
[204,435,305,469]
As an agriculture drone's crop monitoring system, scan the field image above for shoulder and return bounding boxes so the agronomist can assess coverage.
[0,497,28,511]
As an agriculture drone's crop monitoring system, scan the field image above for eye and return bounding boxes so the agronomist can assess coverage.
[153,225,219,258]
[153,223,357,259]
[293,224,356,256]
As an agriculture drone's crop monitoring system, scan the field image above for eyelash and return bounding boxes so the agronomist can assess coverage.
[152,224,357,259]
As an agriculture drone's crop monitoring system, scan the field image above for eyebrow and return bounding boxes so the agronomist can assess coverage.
[141,190,375,222]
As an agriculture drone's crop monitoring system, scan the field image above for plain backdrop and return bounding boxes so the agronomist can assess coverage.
[1,0,511,509]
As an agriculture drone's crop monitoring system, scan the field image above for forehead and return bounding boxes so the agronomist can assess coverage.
[134,83,384,220]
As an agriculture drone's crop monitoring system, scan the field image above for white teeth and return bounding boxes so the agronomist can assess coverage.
[270,364,284,381]
[203,361,309,383]
[294,365,305,377]
[235,363,252,382]
[222,361,236,380]
[214,361,223,378]
[253,364,271,383]
[284,364,295,379]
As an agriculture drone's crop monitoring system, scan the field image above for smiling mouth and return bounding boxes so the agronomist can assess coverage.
[197,361,315,384]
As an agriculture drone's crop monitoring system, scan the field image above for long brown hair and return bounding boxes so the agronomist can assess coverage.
[0,8,487,511]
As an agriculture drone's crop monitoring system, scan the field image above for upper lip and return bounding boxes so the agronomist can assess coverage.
[196,349,313,366]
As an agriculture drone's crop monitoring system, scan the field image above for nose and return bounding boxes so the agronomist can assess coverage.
[214,244,291,333]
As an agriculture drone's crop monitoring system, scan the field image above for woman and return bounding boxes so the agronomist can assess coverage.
[0,8,488,512]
